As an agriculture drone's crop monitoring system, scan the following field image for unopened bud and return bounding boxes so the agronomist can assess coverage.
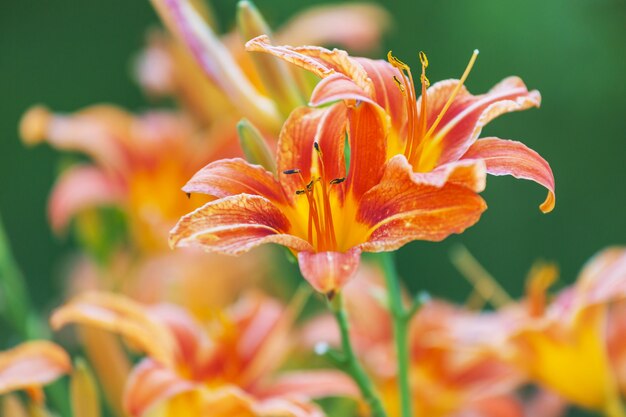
[237,118,276,174]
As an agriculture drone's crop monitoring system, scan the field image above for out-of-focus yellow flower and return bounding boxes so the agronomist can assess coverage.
[505,248,626,417]
[0,341,71,403]
[51,291,356,417]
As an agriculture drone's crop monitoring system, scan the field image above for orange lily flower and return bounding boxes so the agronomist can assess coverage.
[302,264,524,417]
[51,291,356,416]
[245,36,555,213]
[0,341,71,403]
[503,248,626,417]
[169,98,486,293]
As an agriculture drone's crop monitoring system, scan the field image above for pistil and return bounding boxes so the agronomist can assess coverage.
[284,143,344,252]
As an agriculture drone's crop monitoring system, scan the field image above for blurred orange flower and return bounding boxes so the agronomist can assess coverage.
[302,264,524,417]
[504,248,626,417]
[20,107,225,252]
[0,341,71,403]
[51,291,356,417]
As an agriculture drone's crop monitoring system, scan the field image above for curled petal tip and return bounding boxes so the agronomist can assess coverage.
[539,192,556,213]
[20,105,51,145]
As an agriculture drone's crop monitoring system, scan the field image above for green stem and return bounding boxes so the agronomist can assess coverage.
[330,293,388,417]
[379,252,413,417]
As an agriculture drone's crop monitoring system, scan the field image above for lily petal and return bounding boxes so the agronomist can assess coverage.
[20,105,132,173]
[123,359,196,417]
[418,77,541,168]
[309,73,376,107]
[254,397,325,417]
[169,194,313,254]
[277,105,348,200]
[259,370,359,399]
[182,158,287,204]
[358,155,487,252]
[51,292,178,367]
[48,165,125,233]
[298,248,361,293]
[346,102,388,201]
[575,247,626,307]
[408,159,487,193]
[355,58,406,137]
[0,341,71,396]
[152,0,281,131]
[147,304,213,366]
[276,4,391,53]
[245,35,373,95]
[462,137,555,213]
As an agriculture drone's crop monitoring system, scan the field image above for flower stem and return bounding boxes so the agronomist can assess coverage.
[330,293,388,417]
[379,252,413,417]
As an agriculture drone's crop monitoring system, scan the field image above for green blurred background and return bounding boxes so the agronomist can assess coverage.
[1,0,625,314]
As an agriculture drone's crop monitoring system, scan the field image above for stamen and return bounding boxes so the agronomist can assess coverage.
[283,169,301,175]
[393,76,406,94]
[409,51,431,164]
[313,142,337,250]
[388,51,420,161]
[387,51,409,71]
[329,177,346,185]
[295,190,306,195]
[423,49,479,140]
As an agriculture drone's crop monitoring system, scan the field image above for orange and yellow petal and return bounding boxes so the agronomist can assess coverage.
[51,292,178,367]
[462,137,555,213]
[357,156,487,252]
[416,77,541,170]
[309,73,376,108]
[404,158,487,193]
[169,194,313,255]
[123,359,196,417]
[0,341,71,397]
[182,158,287,204]
[510,305,617,410]
[245,35,373,95]
[346,103,388,201]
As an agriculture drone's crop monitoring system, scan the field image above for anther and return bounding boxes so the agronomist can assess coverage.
[295,189,306,195]
[419,51,428,68]
[393,76,406,93]
[387,51,409,71]
[313,141,321,154]
[185,192,191,199]
[329,177,346,185]
[283,169,301,175]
